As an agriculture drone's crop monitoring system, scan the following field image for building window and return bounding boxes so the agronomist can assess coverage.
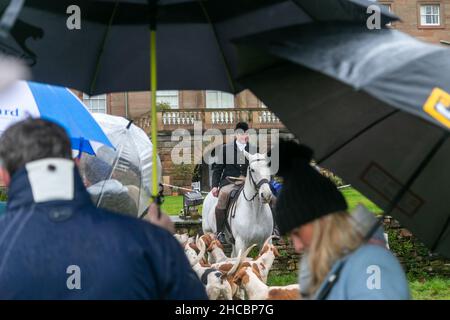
[157,90,179,109]
[83,94,107,113]
[379,2,393,26]
[420,4,441,26]
[380,3,392,12]
[206,91,234,109]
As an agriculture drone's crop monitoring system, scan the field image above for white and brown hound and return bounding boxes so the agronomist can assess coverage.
[233,266,300,300]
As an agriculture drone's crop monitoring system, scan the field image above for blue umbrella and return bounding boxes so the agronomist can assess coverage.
[0,81,113,154]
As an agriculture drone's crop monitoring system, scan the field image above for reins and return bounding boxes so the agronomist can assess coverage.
[242,158,269,202]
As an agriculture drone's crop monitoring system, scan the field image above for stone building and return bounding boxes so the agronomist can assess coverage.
[74,89,285,192]
[379,0,450,44]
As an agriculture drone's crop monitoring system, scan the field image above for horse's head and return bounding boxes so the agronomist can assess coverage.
[243,151,273,204]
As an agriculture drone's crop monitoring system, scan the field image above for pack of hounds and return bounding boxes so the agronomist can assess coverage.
[174,233,300,300]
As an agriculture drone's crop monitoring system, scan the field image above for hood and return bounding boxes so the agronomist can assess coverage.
[7,158,92,211]
[350,204,387,245]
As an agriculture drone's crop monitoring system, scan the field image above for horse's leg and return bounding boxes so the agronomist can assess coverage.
[231,244,237,258]
[233,237,246,259]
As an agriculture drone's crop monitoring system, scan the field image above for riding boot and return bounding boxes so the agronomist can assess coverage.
[272,224,281,237]
[215,208,227,244]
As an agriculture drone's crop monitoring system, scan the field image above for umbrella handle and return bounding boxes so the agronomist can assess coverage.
[76,137,84,159]
[141,183,164,220]
[149,4,160,214]
[126,119,133,129]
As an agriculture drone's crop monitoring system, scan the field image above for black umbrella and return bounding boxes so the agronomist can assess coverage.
[235,23,450,258]
[0,0,396,207]
[0,0,397,94]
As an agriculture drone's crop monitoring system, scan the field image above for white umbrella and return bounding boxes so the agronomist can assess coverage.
[81,113,162,217]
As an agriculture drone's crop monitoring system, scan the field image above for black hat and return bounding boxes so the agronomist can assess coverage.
[235,122,249,132]
[274,139,348,235]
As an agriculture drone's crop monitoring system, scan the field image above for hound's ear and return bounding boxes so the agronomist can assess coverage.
[243,150,251,160]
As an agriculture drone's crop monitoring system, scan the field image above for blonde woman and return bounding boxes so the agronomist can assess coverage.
[274,140,410,300]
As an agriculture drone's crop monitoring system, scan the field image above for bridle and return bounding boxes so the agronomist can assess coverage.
[242,158,270,202]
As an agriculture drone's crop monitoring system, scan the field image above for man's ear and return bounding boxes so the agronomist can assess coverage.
[0,167,11,187]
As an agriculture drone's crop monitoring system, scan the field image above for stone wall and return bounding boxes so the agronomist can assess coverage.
[387,0,450,45]
[269,238,300,275]
[384,216,450,278]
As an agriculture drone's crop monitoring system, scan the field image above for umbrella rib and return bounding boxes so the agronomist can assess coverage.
[432,214,450,252]
[197,0,236,93]
[317,109,399,164]
[386,131,448,215]
[427,132,450,252]
[89,1,119,95]
[364,130,448,246]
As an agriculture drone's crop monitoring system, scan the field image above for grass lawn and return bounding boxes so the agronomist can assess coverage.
[161,195,184,216]
[267,273,450,300]
[340,187,382,214]
[409,277,450,300]
[267,273,298,287]
[162,187,382,216]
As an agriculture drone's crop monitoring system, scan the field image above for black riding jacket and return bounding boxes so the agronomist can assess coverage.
[212,140,249,188]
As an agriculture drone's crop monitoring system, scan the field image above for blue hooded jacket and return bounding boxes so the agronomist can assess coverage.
[299,222,410,300]
[296,205,410,300]
[0,159,207,300]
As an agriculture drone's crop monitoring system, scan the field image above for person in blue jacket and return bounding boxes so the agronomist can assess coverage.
[274,139,410,300]
[0,119,207,300]
[269,179,282,197]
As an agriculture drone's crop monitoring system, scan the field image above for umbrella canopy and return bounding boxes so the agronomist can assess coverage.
[0,80,113,154]
[0,0,397,94]
[89,113,162,216]
[235,24,450,258]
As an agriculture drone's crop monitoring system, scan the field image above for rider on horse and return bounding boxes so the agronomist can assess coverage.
[211,122,251,243]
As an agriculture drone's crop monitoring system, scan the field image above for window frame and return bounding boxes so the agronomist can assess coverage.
[82,93,107,114]
[156,90,179,109]
[417,2,445,29]
[378,2,394,26]
[205,91,235,109]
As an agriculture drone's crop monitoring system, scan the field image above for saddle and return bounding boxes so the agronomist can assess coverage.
[222,177,245,244]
